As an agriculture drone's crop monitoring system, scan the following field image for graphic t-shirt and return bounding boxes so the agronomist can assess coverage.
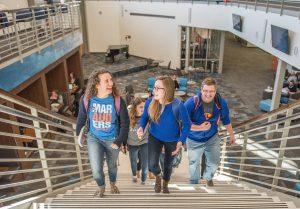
[89,95,117,141]
[203,100,214,120]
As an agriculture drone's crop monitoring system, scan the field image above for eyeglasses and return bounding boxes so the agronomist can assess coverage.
[153,86,165,91]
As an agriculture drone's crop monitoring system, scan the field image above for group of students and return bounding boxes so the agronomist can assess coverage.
[76,69,236,198]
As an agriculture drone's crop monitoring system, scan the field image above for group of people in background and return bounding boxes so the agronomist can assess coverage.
[76,69,236,198]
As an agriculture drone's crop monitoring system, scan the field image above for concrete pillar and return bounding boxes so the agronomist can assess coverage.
[80,0,89,54]
[218,31,226,74]
[271,59,286,110]
[185,27,191,69]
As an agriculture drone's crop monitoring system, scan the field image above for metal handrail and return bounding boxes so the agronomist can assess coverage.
[219,100,300,196]
[0,2,81,66]
[0,90,90,206]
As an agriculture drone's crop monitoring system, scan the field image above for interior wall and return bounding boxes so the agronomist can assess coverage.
[85,1,121,53]
[0,0,28,9]
[85,1,300,69]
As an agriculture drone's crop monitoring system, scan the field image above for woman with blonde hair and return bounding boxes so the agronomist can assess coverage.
[128,97,148,184]
[76,69,129,197]
[137,76,191,193]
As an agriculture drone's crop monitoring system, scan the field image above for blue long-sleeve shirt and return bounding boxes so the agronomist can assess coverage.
[184,93,231,142]
[139,98,191,143]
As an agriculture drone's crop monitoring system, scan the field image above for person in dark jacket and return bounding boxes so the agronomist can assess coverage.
[76,69,129,198]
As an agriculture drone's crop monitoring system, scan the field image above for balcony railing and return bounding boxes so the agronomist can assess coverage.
[0,89,91,207]
[98,0,300,19]
[0,2,81,66]
[219,100,300,196]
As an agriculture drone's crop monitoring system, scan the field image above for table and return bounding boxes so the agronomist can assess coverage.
[187,80,196,86]
[134,92,149,99]
[175,91,186,97]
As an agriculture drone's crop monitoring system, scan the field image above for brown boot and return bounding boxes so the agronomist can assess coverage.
[154,174,162,193]
[149,172,155,179]
[110,182,120,194]
[162,180,170,194]
[93,187,105,198]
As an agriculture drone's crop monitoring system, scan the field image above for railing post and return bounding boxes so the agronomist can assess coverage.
[12,11,23,62]
[31,108,53,193]
[245,0,248,9]
[69,4,75,32]
[280,0,284,16]
[219,136,227,174]
[77,4,82,32]
[238,125,249,181]
[58,5,65,37]
[271,108,293,190]
[237,0,240,8]
[254,0,258,11]
[31,8,41,52]
[266,0,270,13]
[46,6,54,44]
[73,124,84,181]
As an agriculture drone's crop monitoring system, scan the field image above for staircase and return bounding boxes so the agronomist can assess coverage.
[0,90,300,208]
[37,176,298,209]
[33,151,300,209]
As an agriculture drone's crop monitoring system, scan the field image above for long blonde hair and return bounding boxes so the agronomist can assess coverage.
[85,69,119,101]
[149,76,175,123]
[129,97,145,128]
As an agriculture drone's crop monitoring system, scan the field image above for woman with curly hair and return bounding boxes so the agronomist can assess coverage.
[76,69,129,197]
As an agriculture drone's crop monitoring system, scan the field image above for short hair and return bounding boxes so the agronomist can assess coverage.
[201,77,217,89]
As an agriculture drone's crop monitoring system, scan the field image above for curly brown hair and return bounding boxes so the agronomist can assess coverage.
[85,69,119,101]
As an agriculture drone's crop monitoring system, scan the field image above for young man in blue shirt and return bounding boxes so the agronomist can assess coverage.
[184,77,235,186]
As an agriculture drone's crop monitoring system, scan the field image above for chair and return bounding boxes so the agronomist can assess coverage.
[147,77,155,92]
[280,96,289,104]
[178,77,188,93]
[0,11,9,28]
[16,9,33,22]
[33,7,48,20]
[259,99,271,112]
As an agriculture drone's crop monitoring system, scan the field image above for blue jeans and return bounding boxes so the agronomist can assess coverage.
[148,134,177,181]
[87,133,119,188]
[128,144,148,182]
[187,134,221,183]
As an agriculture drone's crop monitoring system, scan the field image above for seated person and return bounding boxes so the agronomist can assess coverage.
[49,90,64,113]
[69,72,80,94]
[171,74,179,90]
[287,81,297,94]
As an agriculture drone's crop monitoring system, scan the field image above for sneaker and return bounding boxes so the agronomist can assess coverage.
[148,172,155,179]
[132,176,137,183]
[141,181,145,185]
[93,187,105,198]
[206,180,214,187]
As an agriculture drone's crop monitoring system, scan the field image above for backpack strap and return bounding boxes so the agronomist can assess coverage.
[172,98,181,123]
[214,92,222,110]
[114,96,121,116]
[83,95,89,112]
[172,98,183,131]
[193,95,202,112]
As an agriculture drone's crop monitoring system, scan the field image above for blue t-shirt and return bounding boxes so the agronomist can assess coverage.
[184,93,231,142]
[139,98,191,143]
[89,95,117,141]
